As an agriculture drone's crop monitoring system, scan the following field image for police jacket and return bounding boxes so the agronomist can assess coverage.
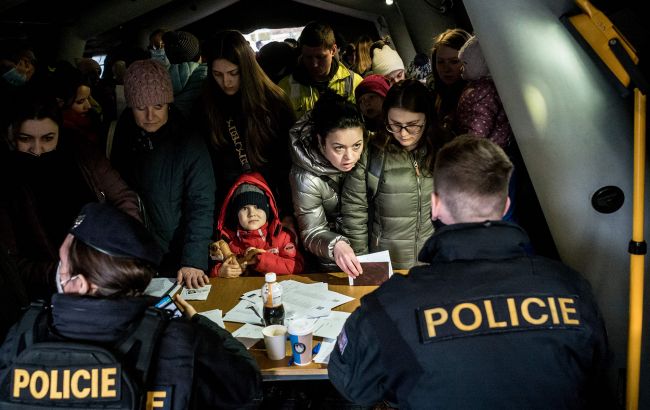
[279,59,363,119]
[112,106,216,274]
[288,113,351,269]
[340,134,434,269]
[329,222,612,409]
[0,294,262,409]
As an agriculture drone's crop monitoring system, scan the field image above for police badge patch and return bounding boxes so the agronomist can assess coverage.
[337,328,348,354]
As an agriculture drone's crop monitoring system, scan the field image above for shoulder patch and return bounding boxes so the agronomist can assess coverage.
[417,294,583,343]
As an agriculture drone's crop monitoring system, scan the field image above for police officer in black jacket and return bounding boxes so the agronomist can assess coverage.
[0,203,262,409]
[328,136,612,409]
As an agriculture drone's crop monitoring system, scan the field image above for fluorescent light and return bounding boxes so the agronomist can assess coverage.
[386,0,393,4]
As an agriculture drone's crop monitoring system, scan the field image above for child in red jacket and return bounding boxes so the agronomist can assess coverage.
[210,172,303,277]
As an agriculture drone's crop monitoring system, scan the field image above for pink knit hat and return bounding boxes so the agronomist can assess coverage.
[123,59,174,108]
[355,74,391,101]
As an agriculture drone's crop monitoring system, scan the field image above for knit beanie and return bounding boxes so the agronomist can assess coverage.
[458,36,489,81]
[371,45,405,76]
[230,184,270,226]
[163,31,200,64]
[123,59,174,108]
[355,74,391,101]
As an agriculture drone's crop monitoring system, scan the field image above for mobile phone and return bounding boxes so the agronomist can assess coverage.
[155,294,183,318]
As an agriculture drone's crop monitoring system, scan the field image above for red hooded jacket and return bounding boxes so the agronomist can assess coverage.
[210,172,303,276]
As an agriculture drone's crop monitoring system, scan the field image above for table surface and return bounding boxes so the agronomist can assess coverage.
[189,272,381,380]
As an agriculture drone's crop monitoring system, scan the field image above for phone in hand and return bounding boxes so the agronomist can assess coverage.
[155,294,183,318]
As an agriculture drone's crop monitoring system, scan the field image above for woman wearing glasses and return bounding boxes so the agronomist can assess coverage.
[340,79,438,270]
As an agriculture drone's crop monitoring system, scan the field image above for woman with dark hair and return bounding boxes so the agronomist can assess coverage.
[289,92,365,276]
[0,92,141,300]
[341,79,437,270]
[0,202,261,408]
[201,30,295,224]
[429,28,471,133]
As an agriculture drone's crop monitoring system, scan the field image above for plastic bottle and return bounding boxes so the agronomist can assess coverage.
[262,272,285,326]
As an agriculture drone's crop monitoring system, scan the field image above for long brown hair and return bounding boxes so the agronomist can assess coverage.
[381,79,440,173]
[69,238,155,297]
[352,35,373,75]
[202,30,295,168]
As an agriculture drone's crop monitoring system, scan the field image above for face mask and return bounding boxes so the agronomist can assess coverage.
[2,67,28,86]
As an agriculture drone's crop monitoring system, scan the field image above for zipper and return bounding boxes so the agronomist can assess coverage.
[412,152,422,264]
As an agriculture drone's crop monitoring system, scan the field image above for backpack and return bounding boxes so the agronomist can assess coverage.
[0,302,170,410]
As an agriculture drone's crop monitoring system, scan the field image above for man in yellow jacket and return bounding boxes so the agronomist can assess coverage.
[279,21,362,119]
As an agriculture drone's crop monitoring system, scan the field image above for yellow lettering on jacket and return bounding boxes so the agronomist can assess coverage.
[147,391,168,409]
[11,367,119,400]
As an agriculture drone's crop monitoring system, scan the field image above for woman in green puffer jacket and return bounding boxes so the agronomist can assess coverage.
[289,92,366,276]
[341,79,442,270]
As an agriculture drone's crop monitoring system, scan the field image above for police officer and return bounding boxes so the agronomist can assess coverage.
[328,136,612,409]
[0,203,261,409]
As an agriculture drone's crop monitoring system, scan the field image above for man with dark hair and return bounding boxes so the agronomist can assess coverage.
[279,21,362,119]
[329,135,612,409]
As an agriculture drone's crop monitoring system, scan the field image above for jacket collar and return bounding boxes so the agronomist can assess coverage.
[50,293,153,343]
[418,221,531,263]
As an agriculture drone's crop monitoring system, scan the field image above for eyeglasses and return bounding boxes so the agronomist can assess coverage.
[386,123,425,135]
[59,274,80,290]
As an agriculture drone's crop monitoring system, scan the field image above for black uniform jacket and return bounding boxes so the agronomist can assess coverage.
[329,221,612,410]
[0,294,261,409]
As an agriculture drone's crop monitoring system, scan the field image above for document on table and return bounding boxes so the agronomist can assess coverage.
[199,308,225,329]
[224,300,265,326]
[349,250,393,285]
[180,284,212,301]
[312,311,350,339]
[313,338,337,364]
[231,323,264,349]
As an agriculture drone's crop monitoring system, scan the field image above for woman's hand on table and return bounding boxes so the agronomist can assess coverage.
[333,240,363,278]
[218,259,244,278]
[174,294,197,319]
[177,266,210,288]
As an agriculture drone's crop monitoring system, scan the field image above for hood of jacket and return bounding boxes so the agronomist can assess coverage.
[216,172,282,242]
[289,113,343,177]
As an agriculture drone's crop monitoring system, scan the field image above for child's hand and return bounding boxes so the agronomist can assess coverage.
[218,259,244,278]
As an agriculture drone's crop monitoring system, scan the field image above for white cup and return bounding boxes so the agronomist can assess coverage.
[288,318,314,366]
[262,324,287,360]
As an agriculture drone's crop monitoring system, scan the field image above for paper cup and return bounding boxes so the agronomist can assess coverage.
[262,324,287,360]
[288,318,314,366]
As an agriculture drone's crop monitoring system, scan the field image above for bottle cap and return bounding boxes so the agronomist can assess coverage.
[265,272,277,282]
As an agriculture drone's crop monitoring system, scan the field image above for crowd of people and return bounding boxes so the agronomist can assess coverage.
[0,19,611,409]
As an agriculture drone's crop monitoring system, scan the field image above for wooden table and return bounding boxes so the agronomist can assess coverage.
[189,272,379,381]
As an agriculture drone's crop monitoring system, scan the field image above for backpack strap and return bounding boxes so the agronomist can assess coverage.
[114,306,169,385]
[366,143,385,202]
[343,66,354,98]
[10,301,47,358]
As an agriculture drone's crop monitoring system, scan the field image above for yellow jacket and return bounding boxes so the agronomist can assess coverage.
[279,62,362,119]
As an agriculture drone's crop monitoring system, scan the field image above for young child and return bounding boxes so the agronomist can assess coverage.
[210,172,303,277]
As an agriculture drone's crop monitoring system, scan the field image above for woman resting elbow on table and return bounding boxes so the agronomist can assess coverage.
[289,92,366,278]
[0,202,262,408]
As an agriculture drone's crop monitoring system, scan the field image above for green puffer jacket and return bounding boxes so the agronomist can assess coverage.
[341,135,434,270]
[289,113,349,270]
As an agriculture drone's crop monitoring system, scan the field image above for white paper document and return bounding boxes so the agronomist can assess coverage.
[313,338,337,364]
[199,308,225,329]
[349,250,394,285]
[313,311,351,339]
[232,323,264,349]
[224,300,265,326]
[180,284,212,301]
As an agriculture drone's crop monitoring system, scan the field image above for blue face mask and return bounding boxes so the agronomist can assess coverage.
[2,67,28,86]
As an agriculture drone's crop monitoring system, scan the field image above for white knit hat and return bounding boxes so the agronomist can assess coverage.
[458,36,489,81]
[371,45,405,76]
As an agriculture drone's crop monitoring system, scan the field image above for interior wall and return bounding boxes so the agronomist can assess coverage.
[463,0,646,402]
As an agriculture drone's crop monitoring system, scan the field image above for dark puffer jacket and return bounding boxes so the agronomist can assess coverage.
[341,134,434,269]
